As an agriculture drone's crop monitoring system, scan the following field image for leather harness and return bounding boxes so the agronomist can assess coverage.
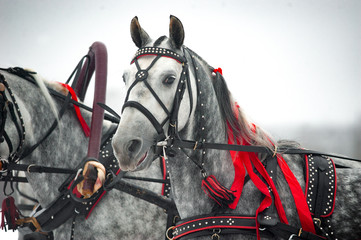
[0,66,178,240]
[0,44,354,240]
[122,46,343,240]
[168,154,337,240]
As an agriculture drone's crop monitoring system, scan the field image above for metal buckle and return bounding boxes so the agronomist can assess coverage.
[103,170,117,191]
[288,234,297,240]
[27,164,36,173]
[288,228,302,240]
[313,218,322,227]
[16,217,42,232]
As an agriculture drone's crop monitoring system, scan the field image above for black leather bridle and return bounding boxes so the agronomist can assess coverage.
[0,70,26,164]
[122,47,193,145]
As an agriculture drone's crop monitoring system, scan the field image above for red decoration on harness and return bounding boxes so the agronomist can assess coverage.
[59,83,90,137]
[201,174,235,208]
[227,104,290,239]
[1,196,20,231]
[277,156,316,233]
[227,103,316,238]
[213,68,223,75]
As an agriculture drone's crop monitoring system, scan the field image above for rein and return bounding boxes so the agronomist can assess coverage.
[169,138,361,163]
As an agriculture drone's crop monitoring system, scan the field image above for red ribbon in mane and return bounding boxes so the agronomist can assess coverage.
[213,68,223,75]
[59,83,90,137]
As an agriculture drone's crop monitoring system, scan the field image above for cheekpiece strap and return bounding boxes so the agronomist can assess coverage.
[131,47,186,64]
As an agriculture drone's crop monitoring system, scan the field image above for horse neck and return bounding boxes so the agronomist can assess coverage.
[3,72,88,166]
[169,54,235,218]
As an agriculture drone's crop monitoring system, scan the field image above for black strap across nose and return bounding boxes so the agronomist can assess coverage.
[122,47,191,142]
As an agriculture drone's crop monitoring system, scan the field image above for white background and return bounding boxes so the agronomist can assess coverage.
[1,0,360,239]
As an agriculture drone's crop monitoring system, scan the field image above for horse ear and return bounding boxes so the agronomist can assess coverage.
[130,16,150,48]
[169,15,184,49]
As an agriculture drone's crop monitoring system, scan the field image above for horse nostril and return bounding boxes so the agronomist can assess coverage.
[127,139,141,153]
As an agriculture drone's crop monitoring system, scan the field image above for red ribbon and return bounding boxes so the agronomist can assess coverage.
[59,83,90,137]
[227,103,316,237]
[213,68,223,75]
[277,156,316,233]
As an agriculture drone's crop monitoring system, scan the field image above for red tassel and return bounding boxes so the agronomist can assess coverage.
[1,196,20,231]
[201,175,235,208]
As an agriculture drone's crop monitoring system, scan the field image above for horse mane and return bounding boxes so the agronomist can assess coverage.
[30,72,59,121]
[185,47,274,150]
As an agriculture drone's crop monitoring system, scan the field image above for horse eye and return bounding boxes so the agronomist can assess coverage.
[163,76,176,85]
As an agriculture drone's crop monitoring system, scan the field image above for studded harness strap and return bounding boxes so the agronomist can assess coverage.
[168,154,335,240]
[305,155,337,239]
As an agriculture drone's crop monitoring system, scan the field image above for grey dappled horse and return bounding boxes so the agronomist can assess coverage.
[112,16,361,239]
[0,69,166,239]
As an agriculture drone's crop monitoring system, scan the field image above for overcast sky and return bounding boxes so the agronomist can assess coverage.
[0,0,360,129]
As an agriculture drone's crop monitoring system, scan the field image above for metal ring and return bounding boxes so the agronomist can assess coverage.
[288,234,296,240]
[74,168,83,181]
[165,226,175,240]
[212,229,221,240]
[27,164,36,173]
[211,233,220,240]
[213,228,221,233]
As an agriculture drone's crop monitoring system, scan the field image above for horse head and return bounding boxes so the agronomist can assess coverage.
[112,16,197,171]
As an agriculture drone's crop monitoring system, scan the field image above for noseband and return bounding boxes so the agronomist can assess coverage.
[122,47,192,144]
